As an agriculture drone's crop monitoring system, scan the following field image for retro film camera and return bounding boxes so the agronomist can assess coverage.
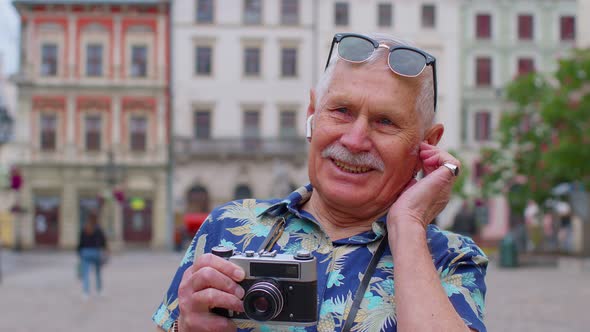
[211,246,318,326]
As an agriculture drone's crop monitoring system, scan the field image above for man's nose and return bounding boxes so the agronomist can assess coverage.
[339,118,372,153]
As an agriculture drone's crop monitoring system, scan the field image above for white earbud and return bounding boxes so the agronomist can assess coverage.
[306,115,314,141]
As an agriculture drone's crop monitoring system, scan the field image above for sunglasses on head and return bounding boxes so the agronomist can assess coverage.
[325,33,438,112]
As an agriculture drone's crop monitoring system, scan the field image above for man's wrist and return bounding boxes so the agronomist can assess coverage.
[388,217,427,239]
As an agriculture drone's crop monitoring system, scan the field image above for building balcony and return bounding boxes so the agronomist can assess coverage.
[20,144,167,169]
[13,63,168,89]
[463,86,506,101]
[174,136,308,162]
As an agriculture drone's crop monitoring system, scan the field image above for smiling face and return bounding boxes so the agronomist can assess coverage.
[307,58,435,218]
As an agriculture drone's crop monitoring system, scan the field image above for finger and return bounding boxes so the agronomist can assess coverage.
[421,149,457,166]
[419,143,459,164]
[191,266,245,298]
[419,141,436,151]
[182,313,238,332]
[419,146,438,158]
[194,288,245,313]
[178,265,197,299]
[424,163,458,184]
[421,151,460,174]
[421,155,442,176]
[194,253,246,282]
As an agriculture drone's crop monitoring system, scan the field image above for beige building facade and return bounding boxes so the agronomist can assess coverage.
[12,0,171,249]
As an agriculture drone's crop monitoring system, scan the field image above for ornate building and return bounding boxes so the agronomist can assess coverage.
[12,0,170,249]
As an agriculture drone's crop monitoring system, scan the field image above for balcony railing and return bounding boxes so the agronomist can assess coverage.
[22,144,167,167]
[174,136,308,160]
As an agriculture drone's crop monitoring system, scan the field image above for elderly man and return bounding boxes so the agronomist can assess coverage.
[153,33,487,332]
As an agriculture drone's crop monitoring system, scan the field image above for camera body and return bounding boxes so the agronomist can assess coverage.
[212,247,318,326]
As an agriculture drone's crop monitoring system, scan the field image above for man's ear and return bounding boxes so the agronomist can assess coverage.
[306,88,316,118]
[423,123,444,145]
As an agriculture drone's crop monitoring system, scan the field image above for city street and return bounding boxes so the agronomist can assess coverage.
[0,249,588,332]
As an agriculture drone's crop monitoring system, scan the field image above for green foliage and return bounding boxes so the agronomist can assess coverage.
[480,48,590,211]
[449,149,469,199]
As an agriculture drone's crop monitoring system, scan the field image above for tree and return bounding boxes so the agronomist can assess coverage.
[449,149,469,199]
[480,49,590,213]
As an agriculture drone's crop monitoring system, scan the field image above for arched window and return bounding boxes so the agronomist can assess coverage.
[186,185,209,213]
[234,184,253,200]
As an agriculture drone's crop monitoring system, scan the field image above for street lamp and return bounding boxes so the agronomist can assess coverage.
[97,150,126,239]
[10,168,24,252]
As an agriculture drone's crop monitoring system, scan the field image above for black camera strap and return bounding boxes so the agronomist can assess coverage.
[341,235,388,332]
[257,216,287,253]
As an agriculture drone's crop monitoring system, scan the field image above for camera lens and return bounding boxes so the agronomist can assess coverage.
[253,297,269,313]
[243,280,284,321]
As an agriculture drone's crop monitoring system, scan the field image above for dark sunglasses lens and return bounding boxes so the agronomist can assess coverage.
[338,37,375,62]
[389,49,427,76]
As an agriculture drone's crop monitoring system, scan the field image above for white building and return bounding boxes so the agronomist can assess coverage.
[172,0,463,226]
[459,0,578,241]
[172,0,314,219]
[578,0,590,48]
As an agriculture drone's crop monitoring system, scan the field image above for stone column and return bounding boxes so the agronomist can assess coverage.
[60,170,77,248]
[110,198,124,251]
[157,14,166,81]
[18,171,33,249]
[152,169,168,248]
[68,15,76,79]
[112,95,121,148]
[25,16,35,78]
[65,95,76,159]
[113,16,122,80]
[156,95,165,157]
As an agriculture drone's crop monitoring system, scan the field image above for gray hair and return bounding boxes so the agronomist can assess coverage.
[315,32,435,130]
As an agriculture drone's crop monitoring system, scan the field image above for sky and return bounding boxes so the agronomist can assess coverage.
[0,0,20,76]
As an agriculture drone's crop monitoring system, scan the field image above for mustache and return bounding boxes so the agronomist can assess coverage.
[321,143,385,172]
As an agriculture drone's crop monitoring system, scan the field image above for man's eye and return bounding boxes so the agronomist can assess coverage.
[335,107,348,114]
[377,118,393,126]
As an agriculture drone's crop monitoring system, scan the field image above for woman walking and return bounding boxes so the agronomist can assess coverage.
[77,213,108,298]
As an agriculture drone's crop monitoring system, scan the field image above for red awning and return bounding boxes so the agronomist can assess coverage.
[183,212,208,234]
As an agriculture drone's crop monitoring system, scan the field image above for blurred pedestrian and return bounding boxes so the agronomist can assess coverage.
[77,213,108,298]
[524,200,541,251]
[555,201,573,253]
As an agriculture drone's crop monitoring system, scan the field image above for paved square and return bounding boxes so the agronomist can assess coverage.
[0,250,588,331]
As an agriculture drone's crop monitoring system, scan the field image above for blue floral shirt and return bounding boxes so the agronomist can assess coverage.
[153,185,488,332]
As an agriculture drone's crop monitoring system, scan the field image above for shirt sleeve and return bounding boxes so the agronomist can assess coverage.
[430,228,488,332]
[151,214,215,331]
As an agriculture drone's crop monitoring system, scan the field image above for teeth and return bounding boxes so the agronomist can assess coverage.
[333,160,371,174]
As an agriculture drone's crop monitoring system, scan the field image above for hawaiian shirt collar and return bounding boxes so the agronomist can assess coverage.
[258,184,387,245]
